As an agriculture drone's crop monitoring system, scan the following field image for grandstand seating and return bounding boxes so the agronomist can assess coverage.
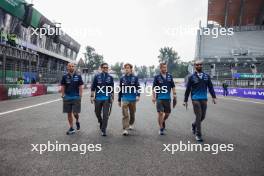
[199,29,264,58]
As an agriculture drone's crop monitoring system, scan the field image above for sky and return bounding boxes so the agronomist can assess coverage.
[30,0,208,66]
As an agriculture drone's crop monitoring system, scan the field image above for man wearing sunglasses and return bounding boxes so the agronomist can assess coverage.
[183,60,216,142]
[91,63,114,136]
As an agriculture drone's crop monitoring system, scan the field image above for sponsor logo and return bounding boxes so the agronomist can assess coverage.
[229,89,238,95]
[8,86,38,96]
[47,86,60,93]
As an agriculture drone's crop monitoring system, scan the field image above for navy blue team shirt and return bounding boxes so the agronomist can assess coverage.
[61,72,83,100]
[118,74,140,102]
[91,72,114,101]
[184,72,216,102]
[153,73,175,100]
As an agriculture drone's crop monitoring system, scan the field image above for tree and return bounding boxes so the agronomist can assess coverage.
[158,47,180,76]
[77,58,85,68]
[157,47,188,78]
[83,45,104,74]
[148,65,155,78]
[176,61,188,78]
[111,62,124,78]
[135,65,148,79]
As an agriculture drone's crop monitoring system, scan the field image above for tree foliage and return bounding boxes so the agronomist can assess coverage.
[158,47,188,77]
[83,46,104,73]
[111,62,124,79]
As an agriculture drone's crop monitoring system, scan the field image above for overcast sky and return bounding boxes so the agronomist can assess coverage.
[30,0,208,66]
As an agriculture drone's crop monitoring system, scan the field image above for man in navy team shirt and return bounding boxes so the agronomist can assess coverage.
[91,63,114,136]
[61,63,83,135]
[118,63,140,136]
[183,60,217,142]
[152,63,177,135]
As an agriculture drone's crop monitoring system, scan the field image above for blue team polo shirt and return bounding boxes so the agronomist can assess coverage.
[118,74,140,102]
[184,72,216,102]
[153,73,175,100]
[91,72,114,101]
[61,72,84,100]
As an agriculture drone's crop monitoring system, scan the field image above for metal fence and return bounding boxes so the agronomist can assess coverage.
[0,62,66,84]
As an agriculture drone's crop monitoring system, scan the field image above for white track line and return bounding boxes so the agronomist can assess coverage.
[218,96,264,105]
[0,92,90,116]
[0,99,61,116]
[177,88,264,105]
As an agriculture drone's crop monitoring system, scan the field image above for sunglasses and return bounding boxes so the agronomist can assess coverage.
[102,67,109,69]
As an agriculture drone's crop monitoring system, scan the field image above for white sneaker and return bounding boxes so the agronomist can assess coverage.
[122,130,129,136]
[128,125,134,130]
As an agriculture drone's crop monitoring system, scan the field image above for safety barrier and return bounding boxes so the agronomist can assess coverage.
[214,87,264,100]
[0,84,61,101]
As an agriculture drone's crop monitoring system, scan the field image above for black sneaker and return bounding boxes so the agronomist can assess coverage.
[192,123,196,135]
[101,130,106,136]
[159,128,165,135]
[76,122,80,131]
[66,127,75,135]
[195,135,203,142]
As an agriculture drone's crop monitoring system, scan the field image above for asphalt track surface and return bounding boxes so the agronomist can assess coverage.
[0,88,264,176]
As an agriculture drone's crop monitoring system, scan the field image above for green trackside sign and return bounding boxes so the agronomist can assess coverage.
[0,0,42,28]
[0,0,26,20]
[31,8,42,28]
[233,73,263,79]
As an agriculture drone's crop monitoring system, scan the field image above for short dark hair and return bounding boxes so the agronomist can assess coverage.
[124,63,133,69]
[100,63,108,68]
[194,60,203,65]
[159,62,167,68]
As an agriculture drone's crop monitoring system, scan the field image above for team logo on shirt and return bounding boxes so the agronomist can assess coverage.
[73,75,79,82]
[106,77,111,82]
[167,75,172,82]
[157,75,173,83]
[66,76,72,84]
[96,75,102,84]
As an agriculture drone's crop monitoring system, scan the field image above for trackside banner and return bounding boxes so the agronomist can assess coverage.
[214,87,264,100]
[7,84,46,99]
[0,84,61,101]
[46,84,61,94]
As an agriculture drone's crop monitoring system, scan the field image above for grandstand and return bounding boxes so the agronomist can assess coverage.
[195,0,264,88]
[0,0,80,84]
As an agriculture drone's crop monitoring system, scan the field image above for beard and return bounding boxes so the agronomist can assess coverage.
[196,68,202,72]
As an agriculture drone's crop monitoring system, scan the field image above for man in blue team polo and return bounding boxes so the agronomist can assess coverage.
[152,63,177,135]
[118,63,140,136]
[183,60,217,142]
[61,63,83,135]
[91,63,114,136]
